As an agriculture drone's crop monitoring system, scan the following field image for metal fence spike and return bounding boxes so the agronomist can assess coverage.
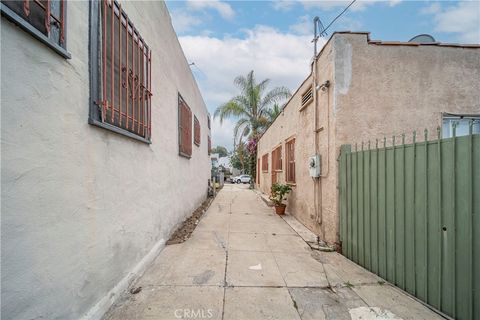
[401,133,405,144]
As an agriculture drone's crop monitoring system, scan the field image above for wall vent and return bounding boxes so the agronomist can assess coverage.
[301,86,313,109]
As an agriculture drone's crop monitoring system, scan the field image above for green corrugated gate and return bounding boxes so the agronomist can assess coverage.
[338,130,479,320]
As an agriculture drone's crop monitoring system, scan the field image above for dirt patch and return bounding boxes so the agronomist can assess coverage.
[166,197,214,245]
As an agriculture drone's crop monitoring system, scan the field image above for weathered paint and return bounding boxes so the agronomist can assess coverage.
[256,32,480,246]
[1,2,210,319]
[339,132,480,320]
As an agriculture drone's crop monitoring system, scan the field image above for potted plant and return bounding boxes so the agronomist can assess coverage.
[269,183,292,215]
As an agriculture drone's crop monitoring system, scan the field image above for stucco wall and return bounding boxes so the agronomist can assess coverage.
[334,33,480,146]
[1,2,210,319]
[257,38,337,242]
[257,32,480,246]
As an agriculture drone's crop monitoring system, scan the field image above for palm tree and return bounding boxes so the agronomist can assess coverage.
[214,70,291,145]
[266,103,283,125]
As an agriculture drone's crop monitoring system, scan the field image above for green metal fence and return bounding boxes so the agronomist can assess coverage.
[338,126,479,320]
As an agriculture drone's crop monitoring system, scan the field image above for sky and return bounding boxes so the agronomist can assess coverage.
[165,0,480,150]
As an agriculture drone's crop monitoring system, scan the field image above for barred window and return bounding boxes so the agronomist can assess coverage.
[257,158,260,185]
[262,153,269,172]
[208,136,212,155]
[286,139,295,183]
[194,116,201,146]
[89,0,152,143]
[179,94,192,158]
[1,0,69,58]
[272,145,282,171]
[207,114,211,129]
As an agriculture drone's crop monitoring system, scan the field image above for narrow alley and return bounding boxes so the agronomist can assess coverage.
[104,184,442,320]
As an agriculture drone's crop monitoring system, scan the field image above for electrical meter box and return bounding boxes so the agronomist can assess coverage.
[309,154,321,178]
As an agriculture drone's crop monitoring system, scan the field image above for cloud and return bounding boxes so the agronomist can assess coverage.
[299,0,373,12]
[299,0,402,12]
[290,13,362,36]
[211,118,235,150]
[170,10,203,33]
[423,1,480,43]
[179,25,325,148]
[419,2,441,15]
[272,1,297,11]
[187,0,235,19]
[388,0,402,7]
[289,15,312,35]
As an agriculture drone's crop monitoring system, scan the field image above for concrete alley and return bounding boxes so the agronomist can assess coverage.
[104,184,443,320]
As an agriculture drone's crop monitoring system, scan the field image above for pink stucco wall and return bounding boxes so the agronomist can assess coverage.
[257,32,480,246]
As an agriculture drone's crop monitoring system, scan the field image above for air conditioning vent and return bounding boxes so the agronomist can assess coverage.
[301,87,313,108]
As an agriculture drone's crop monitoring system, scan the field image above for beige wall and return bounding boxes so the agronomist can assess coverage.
[1,2,210,319]
[334,33,480,146]
[257,38,337,242]
[257,32,480,246]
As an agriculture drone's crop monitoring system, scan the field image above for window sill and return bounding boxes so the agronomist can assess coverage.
[89,118,151,144]
[179,151,192,159]
[1,4,71,59]
[286,182,296,187]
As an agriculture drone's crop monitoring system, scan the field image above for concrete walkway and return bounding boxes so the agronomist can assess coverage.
[104,184,443,320]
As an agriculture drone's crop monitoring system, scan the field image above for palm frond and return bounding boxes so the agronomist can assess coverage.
[256,78,271,95]
[233,118,250,143]
[234,74,248,92]
[214,100,247,124]
[260,86,291,110]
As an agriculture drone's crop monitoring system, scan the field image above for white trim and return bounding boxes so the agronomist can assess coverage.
[81,238,166,320]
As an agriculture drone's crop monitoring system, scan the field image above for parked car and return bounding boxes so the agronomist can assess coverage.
[233,175,251,184]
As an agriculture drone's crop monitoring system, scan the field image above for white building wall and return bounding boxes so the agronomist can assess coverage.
[1,2,210,319]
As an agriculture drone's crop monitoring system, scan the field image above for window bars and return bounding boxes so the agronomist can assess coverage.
[257,158,260,184]
[194,116,201,146]
[1,0,66,48]
[286,139,296,183]
[272,145,282,171]
[262,153,269,172]
[208,136,212,155]
[178,94,192,157]
[99,0,152,140]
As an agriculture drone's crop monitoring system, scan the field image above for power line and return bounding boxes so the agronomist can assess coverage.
[322,0,357,35]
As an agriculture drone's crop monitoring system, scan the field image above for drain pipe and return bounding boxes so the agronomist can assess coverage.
[312,18,332,241]
[312,17,321,229]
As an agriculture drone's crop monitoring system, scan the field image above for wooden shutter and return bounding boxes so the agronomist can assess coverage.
[286,139,295,183]
[179,95,192,157]
[194,116,200,146]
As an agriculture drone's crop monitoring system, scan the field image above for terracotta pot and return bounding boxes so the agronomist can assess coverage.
[274,204,286,215]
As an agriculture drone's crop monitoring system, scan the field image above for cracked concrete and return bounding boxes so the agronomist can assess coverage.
[104,184,443,320]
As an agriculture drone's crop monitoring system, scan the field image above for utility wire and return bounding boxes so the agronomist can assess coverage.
[322,0,357,35]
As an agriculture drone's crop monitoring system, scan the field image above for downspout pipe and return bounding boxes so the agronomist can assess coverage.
[312,17,320,227]
[312,17,329,236]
